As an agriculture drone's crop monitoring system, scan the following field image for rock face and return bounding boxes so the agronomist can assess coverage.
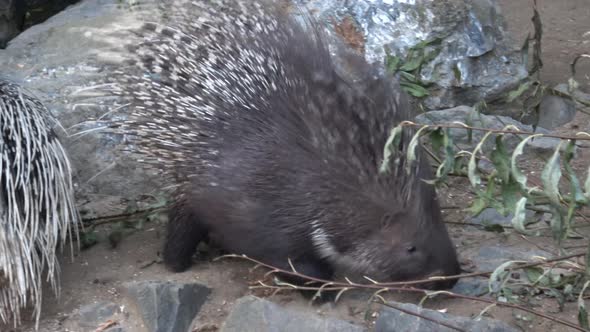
[533,94,577,130]
[0,0,26,48]
[469,208,535,227]
[221,295,367,332]
[375,301,519,332]
[0,0,163,212]
[124,281,211,332]
[295,0,528,110]
[473,246,547,272]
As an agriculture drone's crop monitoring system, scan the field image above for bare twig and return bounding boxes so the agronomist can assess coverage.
[375,300,466,332]
[216,253,590,332]
[399,121,590,141]
[80,205,170,227]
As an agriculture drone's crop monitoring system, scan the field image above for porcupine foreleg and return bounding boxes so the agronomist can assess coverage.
[162,199,209,272]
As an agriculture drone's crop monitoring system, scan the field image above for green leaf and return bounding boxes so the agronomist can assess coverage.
[564,201,576,240]
[400,81,429,97]
[491,136,511,183]
[512,197,534,235]
[524,266,550,287]
[473,100,488,114]
[584,164,590,201]
[586,242,590,278]
[453,154,467,174]
[400,55,424,72]
[548,206,565,242]
[452,64,462,82]
[501,178,521,213]
[489,261,522,294]
[430,128,444,153]
[385,54,401,73]
[433,129,456,184]
[578,281,590,330]
[541,141,563,205]
[468,197,488,216]
[507,81,533,103]
[563,140,587,204]
[468,131,494,187]
[399,71,417,83]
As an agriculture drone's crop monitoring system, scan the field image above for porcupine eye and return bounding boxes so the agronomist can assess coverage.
[406,246,416,253]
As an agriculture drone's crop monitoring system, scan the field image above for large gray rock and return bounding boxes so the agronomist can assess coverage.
[473,245,548,272]
[451,278,488,296]
[553,83,590,108]
[221,295,367,332]
[124,280,211,332]
[375,301,519,332]
[0,0,165,215]
[0,0,25,48]
[295,0,528,110]
[534,94,577,130]
[469,208,535,227]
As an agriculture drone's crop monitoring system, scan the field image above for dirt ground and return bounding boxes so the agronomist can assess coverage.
[3,1,590,332]
[498,0,590,92]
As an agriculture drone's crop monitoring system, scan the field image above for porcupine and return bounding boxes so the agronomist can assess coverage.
[0,78,80,328]
[108,0,461,291]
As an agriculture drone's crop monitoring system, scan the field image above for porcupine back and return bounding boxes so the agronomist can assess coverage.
[112,0,414,182]
[0,79,80,328]
[109,0,460,287]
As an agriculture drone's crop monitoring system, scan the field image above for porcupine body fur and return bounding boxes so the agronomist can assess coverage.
[0,79,80,328]
[109,0,461,290]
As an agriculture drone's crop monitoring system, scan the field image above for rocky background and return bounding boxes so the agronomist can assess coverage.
[0,0,589,331]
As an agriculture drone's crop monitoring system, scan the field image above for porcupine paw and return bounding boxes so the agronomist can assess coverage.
[162,206,208,272]
[275,254,336,303]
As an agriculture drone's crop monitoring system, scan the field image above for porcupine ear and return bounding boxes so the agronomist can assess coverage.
[379,210,407,228]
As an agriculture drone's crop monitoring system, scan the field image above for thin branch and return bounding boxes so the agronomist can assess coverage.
[79,205,170,227]
[216,253,589,332]
[375,300,466,332]
[400,121,590,141]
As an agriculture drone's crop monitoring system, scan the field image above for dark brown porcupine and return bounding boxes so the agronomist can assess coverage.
[0,78,80,328]
[108,0,461,291]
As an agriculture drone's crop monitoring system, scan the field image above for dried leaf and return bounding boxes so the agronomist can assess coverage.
[468,131,494,187]
[406,125,429,173]
[380,125,403,174]
[541,141,563,205]
[511,134,543,189]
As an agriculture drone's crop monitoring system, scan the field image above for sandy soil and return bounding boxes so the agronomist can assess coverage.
[2,1,590,332]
